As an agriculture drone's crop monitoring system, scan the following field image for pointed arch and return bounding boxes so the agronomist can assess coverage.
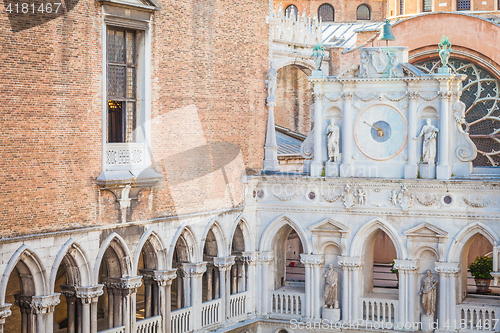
[229,215,255,253]
[349,217,407,259]
[133,228,167,273]
[49,239,91,293]
[259,214,312,254]
[447,222,499,262]
[0,245,47,304]
[93,232,133,284]
[200,218,227,259]
[168,224,200,268]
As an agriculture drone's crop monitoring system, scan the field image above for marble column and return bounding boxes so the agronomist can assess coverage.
[301,254,325,321]
[256,252,273,315]
[140,269,177,333]
[394,260,419,328]
[405,90,419,178]
[340,90,354,177]
[60,285,77,333]
[182,263,207,331]
[0,304,12,333]
[15,294,60,333]
[435,263,460,331]
[311,90,324,177]
[437,81,452,180]
[75,285,103,333]
[206,266,213,301]
[102,277,142,333]
[214,256,235,321]
[338,256,364,322]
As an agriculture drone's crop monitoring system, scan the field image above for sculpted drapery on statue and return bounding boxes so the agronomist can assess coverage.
[420,270,438,316]
[414,118,439,164]
[326,120,340,162]
[266,61,277,101]
[324,264,339,309]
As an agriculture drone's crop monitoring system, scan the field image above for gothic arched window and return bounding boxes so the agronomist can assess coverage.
[457,0,470,10]
[318,3,334,22]
[356,4,371,20]
[285,5,298,19]
[414,58,500,167]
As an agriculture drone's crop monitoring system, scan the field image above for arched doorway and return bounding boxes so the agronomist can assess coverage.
[272,225,306,290]
[202,229,220,302]
[136,234,162,320]
[171,230,194,311]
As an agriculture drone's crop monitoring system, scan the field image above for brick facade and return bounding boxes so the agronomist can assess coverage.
[0,0,269,238]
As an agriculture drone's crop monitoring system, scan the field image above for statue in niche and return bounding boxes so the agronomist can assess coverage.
[266,61,277,101]
[326,119,340,162]
[414,118,439,164]
[324,264,339,309]
[419,270,438,316]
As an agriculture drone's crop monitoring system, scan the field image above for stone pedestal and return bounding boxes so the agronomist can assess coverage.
[312,70,324,77]
[322,306,340,323]
[419,164,436,179]
[326,162,340,177]
[421,314,436,332]
[404,163,418,179]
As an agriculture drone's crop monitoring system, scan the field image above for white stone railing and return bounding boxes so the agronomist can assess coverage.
[171,307,192,333]
[269,291,304,315]
[270,6,322,46]
[229,292,247,318]
[99,326,125,333]
[136,315,161,333]
[201,299,221,327]
[106,143,145,168]
[360,298,399,325]
[457,305,499,331]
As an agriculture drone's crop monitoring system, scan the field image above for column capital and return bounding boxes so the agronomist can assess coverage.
[102,276,142,292]
[235,252,258,265]
[60,284,77,298]
[300,254,324,266]
[14,294,61,314]
[180,262,207,277]
[213,256,235,270]
[140,269,177,286]
[338,256,364,269]
[0,304,12,319]
[435,262,460,276]
[76,285,104,302]
[342,92,353,101]
[257,251,274,263]
[393,259,419,272]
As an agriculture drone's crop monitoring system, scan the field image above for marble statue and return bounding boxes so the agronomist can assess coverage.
[324,264,339,309]
[419,270,438,316]
[266,62,277,101]
[326,120,340,162]
[355,188,366,205]
[414,118,439,164]
[388,53,399,78]
[360,52,369,78]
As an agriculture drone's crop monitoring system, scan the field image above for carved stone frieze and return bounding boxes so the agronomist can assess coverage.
[389,185,414,211]
[15,294,61,314]
[415,194,438,206]
[393,260,419,271]
[102,277,142,291]
[257,252,274,262]
[435,263,460,275]
[338,256,364,268]
[462,197,494,208]
[213,257,235,269]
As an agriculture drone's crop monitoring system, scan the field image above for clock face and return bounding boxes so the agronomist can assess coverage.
[354,104,408,161]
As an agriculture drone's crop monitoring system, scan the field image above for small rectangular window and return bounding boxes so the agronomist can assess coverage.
[457,0,470,10]
[423,0,432,11]
[107,28,137,143]
[400,0,405,15]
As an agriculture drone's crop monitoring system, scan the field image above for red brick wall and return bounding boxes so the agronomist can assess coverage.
[0,0,269,237]
[276,0,387,22]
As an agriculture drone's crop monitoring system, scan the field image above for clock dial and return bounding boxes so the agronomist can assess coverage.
[354,104,408,161]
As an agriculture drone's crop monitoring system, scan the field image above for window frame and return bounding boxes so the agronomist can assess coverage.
[101,6,152,172]
[422,0,432,12]
[356,4,371,21]
[318,3,335,22]
[457,0,471,10]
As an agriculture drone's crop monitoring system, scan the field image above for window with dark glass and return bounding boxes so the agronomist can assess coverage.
[423,0,432,11]
[457,0,470,10]
[107,27,137,143]
[285,4,298,18]
[318,4,334,22]
[356,4,370,20]
[400,0,405,14]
